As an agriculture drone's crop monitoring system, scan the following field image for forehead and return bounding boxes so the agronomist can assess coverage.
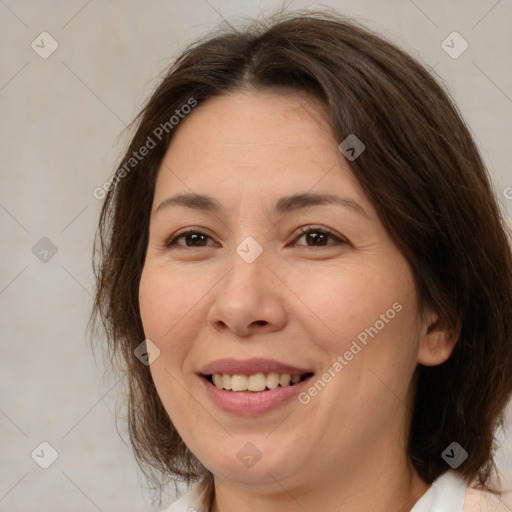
[153,89,368,210]
[168,89,330,153]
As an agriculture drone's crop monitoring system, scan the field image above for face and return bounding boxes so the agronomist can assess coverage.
[138,90,437,490]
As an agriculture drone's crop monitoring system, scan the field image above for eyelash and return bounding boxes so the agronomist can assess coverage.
[164,225,347,249]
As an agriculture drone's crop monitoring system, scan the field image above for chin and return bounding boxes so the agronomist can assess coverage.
[200,438,306,488]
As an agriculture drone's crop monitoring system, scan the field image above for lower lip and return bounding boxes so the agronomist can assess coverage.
[199,375,313,416]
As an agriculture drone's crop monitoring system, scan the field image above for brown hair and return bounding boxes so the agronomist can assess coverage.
[91,9,512,508]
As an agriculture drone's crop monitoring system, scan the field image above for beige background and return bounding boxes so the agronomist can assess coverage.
[1,0,511,510]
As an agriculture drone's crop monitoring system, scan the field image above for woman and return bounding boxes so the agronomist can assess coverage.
[92,11,512,512]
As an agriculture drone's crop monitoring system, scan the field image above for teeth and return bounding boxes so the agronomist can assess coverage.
[267,372,280,389]
[212,374,223,388]
[279,374,291,386]
[210,372,306,392]
[231,374,248,391]
[248,373,267,392]
[222,374,232,390]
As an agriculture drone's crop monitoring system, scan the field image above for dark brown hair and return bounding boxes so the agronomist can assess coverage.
[91,9,512,508]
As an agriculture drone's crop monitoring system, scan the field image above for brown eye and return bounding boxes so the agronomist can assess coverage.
[294,227,346,247]
[166,230,215,248]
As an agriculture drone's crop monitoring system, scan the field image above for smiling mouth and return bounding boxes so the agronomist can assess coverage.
[203,372,314,392]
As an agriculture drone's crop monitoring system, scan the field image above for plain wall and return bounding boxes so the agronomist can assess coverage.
[1,0,511,510]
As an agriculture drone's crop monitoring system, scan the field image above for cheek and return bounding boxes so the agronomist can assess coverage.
[297,267,420,431]
[296,260,421,383]
[138,265,207,344]
[138,268,203,423]
[139,270,191,387]
[293,263,400,342]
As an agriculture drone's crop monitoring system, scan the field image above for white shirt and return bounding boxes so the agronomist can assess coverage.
[161,470,507,512]
[410,470,466,511]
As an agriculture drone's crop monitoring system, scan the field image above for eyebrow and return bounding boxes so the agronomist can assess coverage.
[154,192,369,219]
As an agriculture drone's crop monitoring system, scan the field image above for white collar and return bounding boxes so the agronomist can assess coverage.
[163,484,208,512]
[164,470,467,512]
[411,471,467,512]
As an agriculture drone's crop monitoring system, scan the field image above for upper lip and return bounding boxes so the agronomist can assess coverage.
[199,358,313,376]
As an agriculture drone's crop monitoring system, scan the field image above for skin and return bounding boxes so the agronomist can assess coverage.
[138,89,459,512]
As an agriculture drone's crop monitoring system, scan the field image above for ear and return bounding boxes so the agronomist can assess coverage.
[417,311,461,367]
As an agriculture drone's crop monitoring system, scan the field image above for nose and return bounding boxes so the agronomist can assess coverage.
[207,248,287,338]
